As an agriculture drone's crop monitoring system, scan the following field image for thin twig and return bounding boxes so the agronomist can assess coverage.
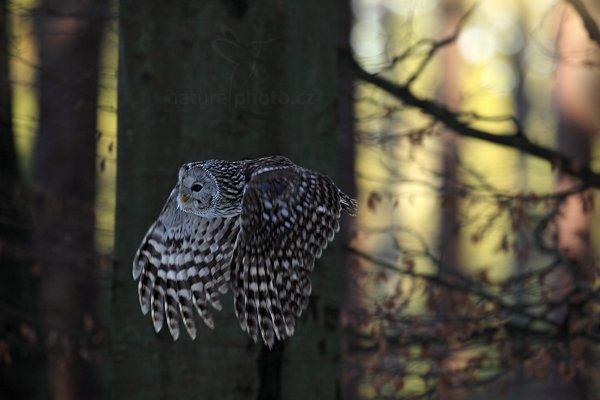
[340,48,600,188]
[565,0,600,48]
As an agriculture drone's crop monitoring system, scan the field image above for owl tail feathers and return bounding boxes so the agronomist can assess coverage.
[340,192,358,216]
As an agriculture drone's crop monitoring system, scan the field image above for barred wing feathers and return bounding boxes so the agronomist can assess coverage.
[231,166,350,347]
[133,188,240,340]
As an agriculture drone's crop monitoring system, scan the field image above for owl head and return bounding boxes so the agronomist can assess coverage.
[177,163,219,217]
[177,160,245,217]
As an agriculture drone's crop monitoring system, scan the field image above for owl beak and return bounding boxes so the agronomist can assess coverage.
[179,194,188,205]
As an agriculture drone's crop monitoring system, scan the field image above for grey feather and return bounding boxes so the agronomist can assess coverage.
[132,156,356,346]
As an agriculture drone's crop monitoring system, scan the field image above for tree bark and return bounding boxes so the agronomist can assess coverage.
[436,0,461,300]
[550,2,600,398]
[435,2,465,399]
[33,0,109,398]
[338,0,358,397]
[113,1,342,399]
[554,1,598,273]
[0,1,44,397]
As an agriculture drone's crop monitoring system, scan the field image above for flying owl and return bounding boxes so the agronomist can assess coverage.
[132,155,357,347]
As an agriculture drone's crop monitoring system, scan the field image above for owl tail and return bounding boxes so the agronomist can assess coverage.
[340,191,358,216]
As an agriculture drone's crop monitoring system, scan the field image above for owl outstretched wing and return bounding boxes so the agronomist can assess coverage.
[231,165,356,347]
[133,188,240,340]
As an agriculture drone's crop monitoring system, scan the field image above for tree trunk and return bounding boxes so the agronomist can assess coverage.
[438,0,464,272]
[551,2,600,398]
[554,1,597,273]
[436,0,461,286]
[338,0,358,397]
[33,0,109,398]
[0,1,44,397]
[435,1,465,398]
[113,1,342,399]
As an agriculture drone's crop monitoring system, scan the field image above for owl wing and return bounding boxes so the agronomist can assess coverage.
[133,187,240,340]
[231,165,353,347]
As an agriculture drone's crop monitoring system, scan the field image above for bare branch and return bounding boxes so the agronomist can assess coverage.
[340,48,600,188]
[565,0,600,47]
[404,4,476,85]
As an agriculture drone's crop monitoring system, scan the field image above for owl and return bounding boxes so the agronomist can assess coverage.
[133,155,357,347]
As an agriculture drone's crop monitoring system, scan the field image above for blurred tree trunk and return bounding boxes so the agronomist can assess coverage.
[33,0,109,398]
[436,0,461,273]
[113,1,342,399]
[554,1,597,274]
[511,9,530,279]
[435,1,464,398]
[474,4,600,400]
[551,1,599,398]
[338,0,358,397]
[0,0,44,397]
[0,0,17,187]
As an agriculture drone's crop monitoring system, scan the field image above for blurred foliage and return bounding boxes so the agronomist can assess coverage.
[347,0,600,398]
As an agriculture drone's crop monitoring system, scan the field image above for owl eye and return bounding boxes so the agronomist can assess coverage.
[191,183,203,192]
